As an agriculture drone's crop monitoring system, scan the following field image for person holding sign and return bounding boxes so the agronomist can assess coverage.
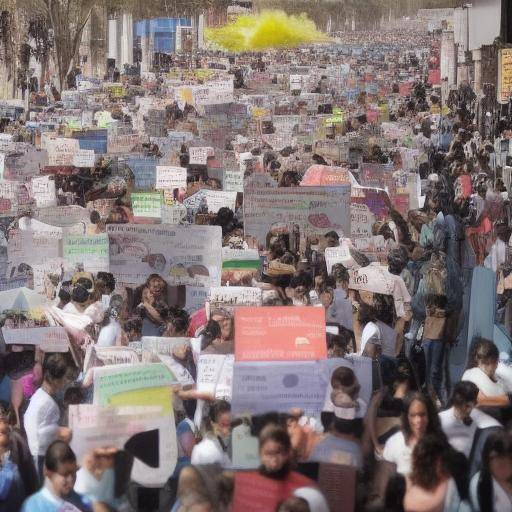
[24,354,73,481]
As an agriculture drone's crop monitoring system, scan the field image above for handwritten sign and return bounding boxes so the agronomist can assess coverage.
[155,166,187,191]
[73,149,96,167]
[107,224,222,287]
[1,326,69,352]
[131,192,163,219]
[235,307,327,361]
[63,234,109,273]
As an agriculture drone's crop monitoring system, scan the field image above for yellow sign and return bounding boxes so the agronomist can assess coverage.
[499,48,512,104]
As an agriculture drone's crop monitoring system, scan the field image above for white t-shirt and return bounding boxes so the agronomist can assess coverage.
[191,436,231,467]
[24,388,61,457]
[470,472,512,512]
[461,367,507,396]
[383,431,413,475]
[439,407,501,457]
[96,320,121,347]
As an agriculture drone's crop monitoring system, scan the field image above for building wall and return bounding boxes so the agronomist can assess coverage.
[468,0,502,51]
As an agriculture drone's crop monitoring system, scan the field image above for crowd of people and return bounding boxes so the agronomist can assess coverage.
[0,22,512,512]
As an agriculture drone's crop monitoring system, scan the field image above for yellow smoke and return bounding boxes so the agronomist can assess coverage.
[205,10,331,53]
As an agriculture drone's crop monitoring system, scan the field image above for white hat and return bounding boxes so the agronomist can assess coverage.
[359,322,381,355]
[293,487,330,512]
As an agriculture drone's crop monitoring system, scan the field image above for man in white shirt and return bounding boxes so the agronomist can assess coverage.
[24,353,72,480]
[440,381,502,459]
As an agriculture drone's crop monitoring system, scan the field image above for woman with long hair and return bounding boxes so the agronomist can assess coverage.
[470,431,512,512]
[383,392,446,476]
[404,435,470,512]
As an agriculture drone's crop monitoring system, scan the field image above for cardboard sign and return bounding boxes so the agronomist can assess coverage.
[189,146,213,165]
[209,287,262,307]
[235,307,327,361]
[73,149,96,167]
[70,403,177,487]
[243,185,351,249]
[47,138,79,166]
[1,326,69,352]
[107,224,222,287]
[196,354,234,400]
[131,192,163,219]
[63,234,109,273]
[155,166,187,191]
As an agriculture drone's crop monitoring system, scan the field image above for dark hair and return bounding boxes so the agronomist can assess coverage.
[331,263,349,284]
[269,241,286,260]
[331,366,358,393]
[387,247,408,275]
[259,424,291,453]
[43,353,68,383]
[71,284,89,304]
[289,271,312,290]
[467,338,499,369]
[44,441,76,472]
[450,381,479,408]
[478,431,512,512]
[324,230,339,241]
[201,319,222,350]
[410,434,450,490]
[96,272,116,294]
[208,399,231,425]
[167,307,190,335]
[402,393,445,443]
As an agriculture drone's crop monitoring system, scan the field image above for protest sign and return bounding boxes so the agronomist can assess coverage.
[161,203,187,224]
[209,286,262,307]
[47,138,79,166]
[221,248,260,287]
[93,363,177,408]
[189,146,213,165]
[350,202,375,239]
[69,404,177,487]
[196,354,234,400]
[235,307,327,361]
[232,423,259,469]
[1,326,69,352]
[155,166,187,191]
[232,360,328,416]
[243,185,351,249]
[32,205,90,227]
[83,346,140,373]
[184,189,237,215]
[8,221,62,267]
[73,149,96,167]
[131,192,163,219]
[63,233,109,273]
[31,176,56,207]
[325,243,356,273]
[107,224,222,287]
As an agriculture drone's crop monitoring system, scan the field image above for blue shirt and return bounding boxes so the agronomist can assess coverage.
[21,486,93,512]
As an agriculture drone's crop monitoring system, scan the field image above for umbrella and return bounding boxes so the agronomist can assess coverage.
[0,287,49,312]
[300,165,351,186]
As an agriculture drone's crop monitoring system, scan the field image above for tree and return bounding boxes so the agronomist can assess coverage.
[0,0,227,92]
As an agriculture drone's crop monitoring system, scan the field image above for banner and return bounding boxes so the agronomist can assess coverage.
[235,307,326,361]
[1,326,69,352]
[243,185,351,249]
[107,224,222,287]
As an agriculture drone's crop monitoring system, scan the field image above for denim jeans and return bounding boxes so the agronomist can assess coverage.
[422,338,445,402]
